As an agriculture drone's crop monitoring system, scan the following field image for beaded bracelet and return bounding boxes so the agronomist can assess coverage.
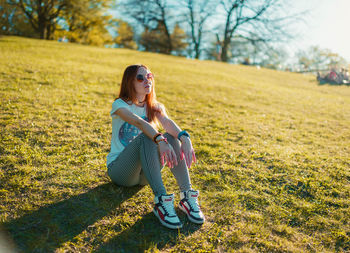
[156,137,168,144]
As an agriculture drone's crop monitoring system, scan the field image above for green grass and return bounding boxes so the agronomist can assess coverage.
[0,36,349,252]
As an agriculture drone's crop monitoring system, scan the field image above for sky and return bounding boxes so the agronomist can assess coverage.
[288,0,350,62]
[111,0,349,63]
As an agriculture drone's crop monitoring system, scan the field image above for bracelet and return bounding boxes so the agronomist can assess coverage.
[178,130,190,140]
[156,137,168,144]
[153,133,162,143]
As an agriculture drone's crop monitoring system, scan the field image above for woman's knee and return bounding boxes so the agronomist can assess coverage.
[140,133,160,154]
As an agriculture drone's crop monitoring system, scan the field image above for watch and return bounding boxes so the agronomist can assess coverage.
[177,130,190,140]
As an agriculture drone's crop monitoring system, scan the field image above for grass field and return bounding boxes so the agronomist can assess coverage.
[0,36,349,252]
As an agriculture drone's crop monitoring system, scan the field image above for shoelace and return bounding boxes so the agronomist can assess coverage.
[162,200,176,216]
[187,197,200,212]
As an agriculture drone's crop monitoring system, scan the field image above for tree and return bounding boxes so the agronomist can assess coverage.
[0,0,35,36]
[205,35,289,69]
[170,23,188,56]
[121,0,175,54]
[113,19,137,49]
[1,0,116,46]
[140,22,167,53]
[181,0,217,59]
[7,0,68,39]
[216,0,301,62]
[0,0,16,35]
[258,45,288,69]
[296,46,347,72]
[229,39,289,69]
[54,0,115,46]
[139,21,187,54]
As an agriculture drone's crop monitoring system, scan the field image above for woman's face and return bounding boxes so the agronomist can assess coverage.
[134,67,153,97]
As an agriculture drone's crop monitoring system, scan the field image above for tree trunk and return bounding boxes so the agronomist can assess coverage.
[162,21,172,54]
[194,42,200,59]
[221,37,230,62]
[221,6,232,62]
[38,20,45,39]
[46,24,51,40]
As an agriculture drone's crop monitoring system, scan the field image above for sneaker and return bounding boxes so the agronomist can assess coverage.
[153,194,183,229]
[179,190,205,224]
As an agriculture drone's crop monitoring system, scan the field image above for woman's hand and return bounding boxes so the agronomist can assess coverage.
[180,136,196,168]
[158,141,178,168]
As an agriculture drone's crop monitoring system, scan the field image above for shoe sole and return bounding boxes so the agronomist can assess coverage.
[153,209,183,229]
[179,204,205,224]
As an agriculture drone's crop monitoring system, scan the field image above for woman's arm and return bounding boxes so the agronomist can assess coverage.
[156,107,196,168]
[115,108,158,140]
[114,108,178,168]
[156,111,182,139]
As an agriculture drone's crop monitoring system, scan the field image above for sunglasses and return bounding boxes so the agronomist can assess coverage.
[136,73,154,82]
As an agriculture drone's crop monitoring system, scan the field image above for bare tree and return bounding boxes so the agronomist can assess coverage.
[296,46,347,73]
[122,0,174,54]
[216,0,302,62]
[181,0,217,59]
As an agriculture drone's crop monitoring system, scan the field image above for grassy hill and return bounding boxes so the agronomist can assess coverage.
[0,36,349,252]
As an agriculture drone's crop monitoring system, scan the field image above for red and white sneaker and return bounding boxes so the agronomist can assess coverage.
[179,190,205,224]
[153,194,183,229]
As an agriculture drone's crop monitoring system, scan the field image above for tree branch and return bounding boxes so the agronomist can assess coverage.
[18,0,38,30]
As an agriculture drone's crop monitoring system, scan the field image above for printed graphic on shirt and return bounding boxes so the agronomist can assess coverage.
[119,116,149,147]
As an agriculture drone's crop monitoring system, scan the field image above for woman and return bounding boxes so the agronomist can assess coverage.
[106,64,205,229]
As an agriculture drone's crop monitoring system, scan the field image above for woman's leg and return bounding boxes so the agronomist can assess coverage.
[164,133,192,192]
[164,135,204,224]
[107,133,167,196]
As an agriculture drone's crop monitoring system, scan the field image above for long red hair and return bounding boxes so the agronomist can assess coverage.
[117,64,162,125]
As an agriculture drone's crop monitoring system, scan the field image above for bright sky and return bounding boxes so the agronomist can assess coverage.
[111,0,349,63]
[289,0,350,62]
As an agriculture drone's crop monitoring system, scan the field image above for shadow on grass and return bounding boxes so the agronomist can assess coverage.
[96,210,202,252]
[3,183,143,252]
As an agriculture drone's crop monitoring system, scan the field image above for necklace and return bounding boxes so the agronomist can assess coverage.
[136,99,145,107]
[137,98,146,104]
